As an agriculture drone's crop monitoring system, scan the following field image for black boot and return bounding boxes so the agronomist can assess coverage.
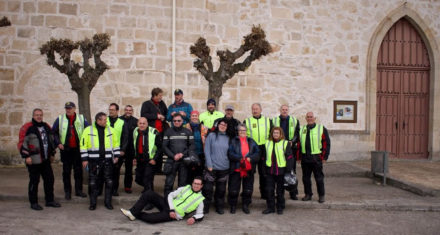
[262,208,275,214]
[89,204,96,210]
[230,206,236,214]
[302,195,312,201]
[242,204,250,214]
[65,192,71,200]
[215,207,224,215]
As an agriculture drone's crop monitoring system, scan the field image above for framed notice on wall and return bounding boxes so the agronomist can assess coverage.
[333,100,357,123]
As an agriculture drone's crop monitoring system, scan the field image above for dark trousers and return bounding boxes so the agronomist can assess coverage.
[60,148,83,194]
[112,150,134,193]
[164,161,188,198]
[186,154,205,185]
[130,190,172,224]
[27,160,55,204]
[257,145,267,198]
[89,159,113,206]
[265,174,285,210]
[289,159,298,197]
[135,160,155,192]
[203,169,228,210]
[154,133,164,173]
[228,171,254,207]
[301,159,325,196]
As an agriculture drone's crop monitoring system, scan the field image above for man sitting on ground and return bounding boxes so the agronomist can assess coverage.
[120,176,205,225]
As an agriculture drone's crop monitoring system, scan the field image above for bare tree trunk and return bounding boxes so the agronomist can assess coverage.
[208,79,224,109]
[76,85,91,123]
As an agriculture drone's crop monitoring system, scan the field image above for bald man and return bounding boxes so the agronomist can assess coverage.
[133,117,160,193]
[297,112,330,203]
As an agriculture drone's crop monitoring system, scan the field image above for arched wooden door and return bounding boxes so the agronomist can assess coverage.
[376,18,430,159]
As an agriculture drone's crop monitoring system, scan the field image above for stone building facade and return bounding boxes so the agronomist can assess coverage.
[0,0,439,164]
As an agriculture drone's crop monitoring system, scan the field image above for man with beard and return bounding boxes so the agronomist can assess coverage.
[199,98,224,131]
[116,105,138,194]
[214,104,240,139]
[166,89,193,126]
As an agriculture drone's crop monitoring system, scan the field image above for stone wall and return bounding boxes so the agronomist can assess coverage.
[1,0,439,164]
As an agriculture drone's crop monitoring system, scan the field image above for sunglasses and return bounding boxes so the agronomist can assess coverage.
[173,120,182,123]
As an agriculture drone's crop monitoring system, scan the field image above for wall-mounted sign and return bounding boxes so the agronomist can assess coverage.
[333,100,357,123]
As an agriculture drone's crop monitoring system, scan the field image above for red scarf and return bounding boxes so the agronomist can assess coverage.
[153,100,163,133]
[236,137,252,177]
[137,130,143,155]
[67,114,77,148]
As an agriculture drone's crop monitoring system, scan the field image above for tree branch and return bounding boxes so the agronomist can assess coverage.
[190,37,213,81]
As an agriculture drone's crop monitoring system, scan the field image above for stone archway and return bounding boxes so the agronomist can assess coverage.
[366,4,440,159]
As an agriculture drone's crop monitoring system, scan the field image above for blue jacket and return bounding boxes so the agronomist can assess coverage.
[228,136,260,171]
[166,100,193,125]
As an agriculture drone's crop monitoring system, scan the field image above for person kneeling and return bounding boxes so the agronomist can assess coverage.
[121,177,204,225]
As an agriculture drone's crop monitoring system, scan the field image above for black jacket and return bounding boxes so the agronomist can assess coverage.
[228,136,260,171]
[19,119,56,163]
[298,123,331,162]
[140,99,168,131]
[120,115,138,153]
[134,128,161,162]
[162,126,195,161]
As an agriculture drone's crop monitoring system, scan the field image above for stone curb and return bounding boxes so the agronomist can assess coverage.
[2,194,439,212]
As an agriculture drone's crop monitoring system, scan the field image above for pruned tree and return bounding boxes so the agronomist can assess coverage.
[40,33,110,122]
[190,25,272,106]
[0,16,11,27]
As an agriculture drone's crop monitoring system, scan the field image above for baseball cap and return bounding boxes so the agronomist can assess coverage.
[225,104,234,111]
[174,89,183,95]
[64,102,76,109]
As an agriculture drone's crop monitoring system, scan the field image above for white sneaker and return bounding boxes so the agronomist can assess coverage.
[120,208,136,221]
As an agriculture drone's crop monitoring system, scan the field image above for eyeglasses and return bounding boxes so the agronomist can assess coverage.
[238,130,246,132]
[192,182,202,186]
[173,120,182,123]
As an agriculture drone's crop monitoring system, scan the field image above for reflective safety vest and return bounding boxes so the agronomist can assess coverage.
[58,114,85,145]
[273,116,298,141]
[245,116,270,145]
[265,140,288,167]
[199,111,224,129]
[107,117,124,140]
[80,124,120,160]
[172,185,205,217]
[133,127,157,159]
[300,124,323,154]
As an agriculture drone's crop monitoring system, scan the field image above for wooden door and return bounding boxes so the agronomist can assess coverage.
[376,18,430,159]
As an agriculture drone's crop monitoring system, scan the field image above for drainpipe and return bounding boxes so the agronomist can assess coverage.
[171,0,176,101]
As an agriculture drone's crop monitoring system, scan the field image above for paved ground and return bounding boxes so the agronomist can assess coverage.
[352,160,440,190]
[1,200,439,235]
[1,160,440,234]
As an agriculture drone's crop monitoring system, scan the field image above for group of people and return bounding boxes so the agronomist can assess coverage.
[17,87,330,225]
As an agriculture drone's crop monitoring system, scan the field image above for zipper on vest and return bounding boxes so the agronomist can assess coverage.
[176,192,194,208]
[257,119,260,143]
